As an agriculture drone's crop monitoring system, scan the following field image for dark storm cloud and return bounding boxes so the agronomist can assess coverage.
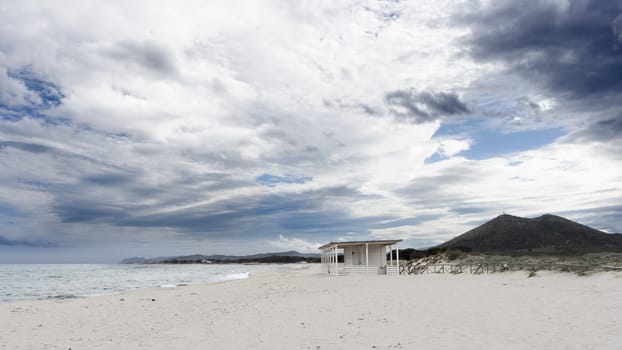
[54,201,129,223]
[118,193,306,235]
[385,89,469,123]
[0,235,55,247]
[121,207,249,233]
[324,98,382,116]
[82,173,133,186]
[565,116,622,143]
[558,204,622,233]
[0,140,129,172]
[0,141,54,153]
[105,41,177,76]
[614,13,622,42]
[145,186,376,236]
[47,181,393,241]
[457,0,622,97]
[359,104,381,115]
[50,172,248,228]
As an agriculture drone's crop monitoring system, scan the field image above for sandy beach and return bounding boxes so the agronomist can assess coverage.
[1,264,621,349]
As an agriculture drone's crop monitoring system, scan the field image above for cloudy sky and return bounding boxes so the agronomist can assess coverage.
[1,0,621,262]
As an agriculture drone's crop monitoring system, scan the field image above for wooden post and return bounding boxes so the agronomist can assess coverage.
[334,246,338,276]
[327,249,329,274]
[322,249,329,273]
[396,244,400,275]
[327,248,330,274]
[365,243,369,274]
[326,250,329,274]
[389,244,393,266]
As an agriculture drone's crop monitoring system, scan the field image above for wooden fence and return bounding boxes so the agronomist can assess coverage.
[400,262,622,275]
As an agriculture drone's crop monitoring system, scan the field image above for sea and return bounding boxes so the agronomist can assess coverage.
[0,263,288,304]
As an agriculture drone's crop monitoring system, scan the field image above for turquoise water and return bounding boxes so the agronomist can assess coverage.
[0,264,285,303]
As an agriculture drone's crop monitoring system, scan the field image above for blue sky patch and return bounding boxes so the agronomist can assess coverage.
[432,119,565,160]
[1,68,68,125]
[424,152,446,164]
[7,68,64,108]
[0,201,22,218]
[256,174,312,187]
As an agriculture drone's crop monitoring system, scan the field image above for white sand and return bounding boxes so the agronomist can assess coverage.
[1,264,621,349]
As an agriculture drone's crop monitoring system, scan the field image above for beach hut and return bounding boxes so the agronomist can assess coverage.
[318,239,403,276]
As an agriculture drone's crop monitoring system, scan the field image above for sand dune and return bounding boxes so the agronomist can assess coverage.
[1,264,621,349]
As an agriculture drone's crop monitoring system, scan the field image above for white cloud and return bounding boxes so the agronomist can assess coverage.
[394,139,622,242]
[268,235,323,253]
[438,138,471,157]
[0,1,620,261]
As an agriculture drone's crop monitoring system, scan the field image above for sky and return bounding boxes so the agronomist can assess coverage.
[0,0,621,263]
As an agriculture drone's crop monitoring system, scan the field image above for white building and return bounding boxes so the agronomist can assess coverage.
[318,239,402,276]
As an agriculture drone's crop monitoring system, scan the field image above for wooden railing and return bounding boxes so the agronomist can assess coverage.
[338,266,379,276]
[326,264,402,276]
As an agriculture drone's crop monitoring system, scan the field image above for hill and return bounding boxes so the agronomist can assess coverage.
[437,214,622,255]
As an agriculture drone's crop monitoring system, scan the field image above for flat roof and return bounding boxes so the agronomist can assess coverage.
[318,239,402,250]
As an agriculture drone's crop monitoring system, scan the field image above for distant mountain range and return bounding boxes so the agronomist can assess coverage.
[122,214,622,263]
[438,214,622,254]
[120,250,320,264]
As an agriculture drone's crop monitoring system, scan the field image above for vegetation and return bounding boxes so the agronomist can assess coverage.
[388,246,472,261]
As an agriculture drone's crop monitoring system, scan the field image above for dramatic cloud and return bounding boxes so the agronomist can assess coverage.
[457,0,622,98]
[0,235,55,247]
[614,13,622,43]
[385,89,469,123]
[452,0,622,154]
[564,117,622,143]
[0,0,620,262]
[0,141,54,153]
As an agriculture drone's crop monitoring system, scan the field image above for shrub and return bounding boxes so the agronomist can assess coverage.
[446,250,463,261]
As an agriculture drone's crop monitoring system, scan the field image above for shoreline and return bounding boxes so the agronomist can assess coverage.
[2,264,621,349]
[2,266,288,306]
[0,263,293,305]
